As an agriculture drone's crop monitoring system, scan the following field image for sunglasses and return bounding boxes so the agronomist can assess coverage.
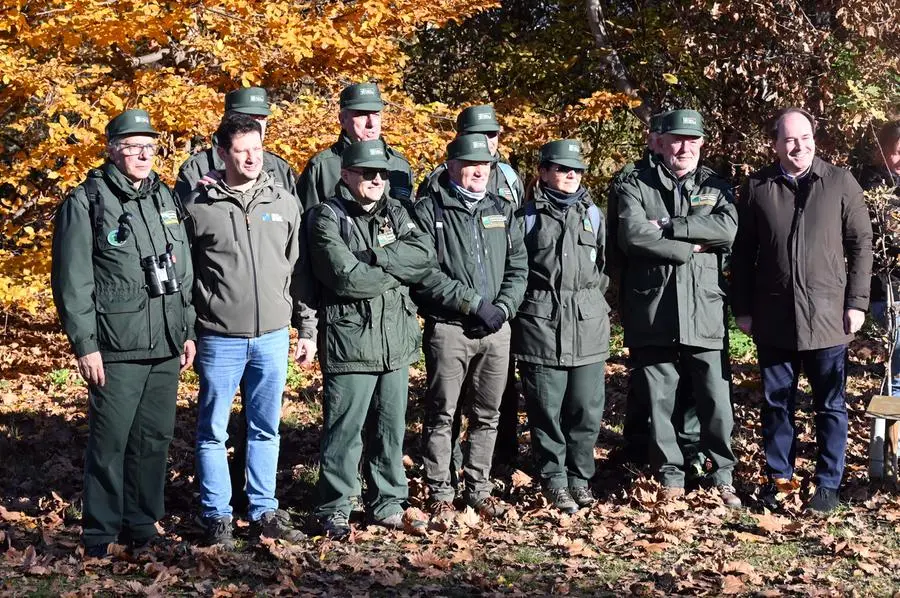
[347,168,388,181]
[554,165,584,174]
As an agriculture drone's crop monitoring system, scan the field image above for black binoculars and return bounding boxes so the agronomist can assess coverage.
[140,243,181,297]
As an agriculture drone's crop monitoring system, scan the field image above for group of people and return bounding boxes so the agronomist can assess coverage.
[49,81,900,556]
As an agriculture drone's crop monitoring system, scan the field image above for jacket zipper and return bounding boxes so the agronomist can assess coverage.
[245,210,261,337]
[137,199,159,352]
[473,213,489,301]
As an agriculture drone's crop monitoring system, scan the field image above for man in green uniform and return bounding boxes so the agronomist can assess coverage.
[175,87,299,203]
[52,109,196,557]
[617,110,740,507]
[297,82,414,212]
[418,104,524,480]
[513,140,610,513]
[307,140,434,540]
[608,113,702,473]
[412,134,528,523]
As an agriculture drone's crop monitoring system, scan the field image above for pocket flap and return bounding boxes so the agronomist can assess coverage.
[577,298,608,320]
[517,299,554,320]
[96,293,147,314]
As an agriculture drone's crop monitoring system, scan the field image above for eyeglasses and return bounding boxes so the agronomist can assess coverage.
[554,165,584,174]
[347,168,387,181]
[119,143,159,157]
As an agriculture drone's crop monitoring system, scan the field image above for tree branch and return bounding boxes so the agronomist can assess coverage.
[584,0,652,124]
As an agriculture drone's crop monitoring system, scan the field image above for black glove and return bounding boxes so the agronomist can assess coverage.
[353,249,376,265]
[475,300,506,332]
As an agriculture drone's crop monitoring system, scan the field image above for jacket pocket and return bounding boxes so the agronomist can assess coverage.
[325,302,373,364]
[693,264,725,339]
[512,297,555,359]
[95,293,149,352]
[576,290,610,357]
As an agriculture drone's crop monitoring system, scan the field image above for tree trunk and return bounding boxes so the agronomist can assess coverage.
[584,0,652,124]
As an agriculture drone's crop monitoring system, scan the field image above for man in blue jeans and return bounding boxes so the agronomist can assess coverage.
[732,107,873,514]
[183,112,317,547]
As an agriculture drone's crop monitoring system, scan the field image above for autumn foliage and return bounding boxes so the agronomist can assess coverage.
[0,0,636,315]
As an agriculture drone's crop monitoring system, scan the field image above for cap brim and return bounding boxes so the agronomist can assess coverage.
[109,128,160,139]
[663,128,703,137]
[341,102,385,112]
[451,152,496,162]
[548,158,587,169]
[234,106,271,116]
[347,160,390,170]
[460,124,500,133]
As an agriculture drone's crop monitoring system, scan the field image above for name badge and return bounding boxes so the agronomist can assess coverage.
[690,194,718,207]
[583,217,594,233]
[160,210,179,226]
[482,214,506,229]
[377,232,396,247]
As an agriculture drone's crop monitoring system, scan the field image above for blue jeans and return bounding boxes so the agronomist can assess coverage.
[871,301,900,396]
[758,344,848,489]
[195,328,290,521]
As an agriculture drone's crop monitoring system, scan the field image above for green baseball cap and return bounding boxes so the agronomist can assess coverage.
[447,134,495,162]
[341,140,390,169]
[456,105,500,133]
[105,109,159,140]
[539,139,587,170]
[225,87,271,116]
[649,110,670,133]
[660,109,705,136]
[340,83,384,112]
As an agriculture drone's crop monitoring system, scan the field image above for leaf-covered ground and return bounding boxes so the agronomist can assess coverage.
[2,312,900,597]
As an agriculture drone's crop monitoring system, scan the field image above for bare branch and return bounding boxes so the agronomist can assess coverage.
[128,49,169,68]
[584,0,652,124]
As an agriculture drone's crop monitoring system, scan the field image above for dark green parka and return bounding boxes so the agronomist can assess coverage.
[297,133,414,212]
[511,183,610,367]
[51,162,195,362]
[410,170,528,326]
[617,161,737,350]
[308,183,435,374]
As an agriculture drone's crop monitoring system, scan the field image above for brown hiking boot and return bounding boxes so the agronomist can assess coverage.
[469,495,509,520]
[250,509,306,544]
[428,500,456,531]
[716,484,743,508]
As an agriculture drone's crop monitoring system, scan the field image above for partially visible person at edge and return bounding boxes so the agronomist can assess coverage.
[307,140,435,541]
[513,139,610,513]
[857,120,900,397]
[606,111,703,474]
[731,107,873,514]
[411,134,528,526]
[182,112,317,548]
[51,109,196,558]
[418,104,525,483]
[297,82,414,213]
[617,109,741,508]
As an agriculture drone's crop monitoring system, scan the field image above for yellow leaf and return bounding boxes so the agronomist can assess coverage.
[662,73,679,84]
[59,115,69,127]
[46,171,59,180]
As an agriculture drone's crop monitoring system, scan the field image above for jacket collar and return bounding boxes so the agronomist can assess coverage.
[101,161,159,202]
[335,181,387,218]
[436,170,498,212]
[654,161,702,194]
[206,171,275,204]
[531,181,591,212]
